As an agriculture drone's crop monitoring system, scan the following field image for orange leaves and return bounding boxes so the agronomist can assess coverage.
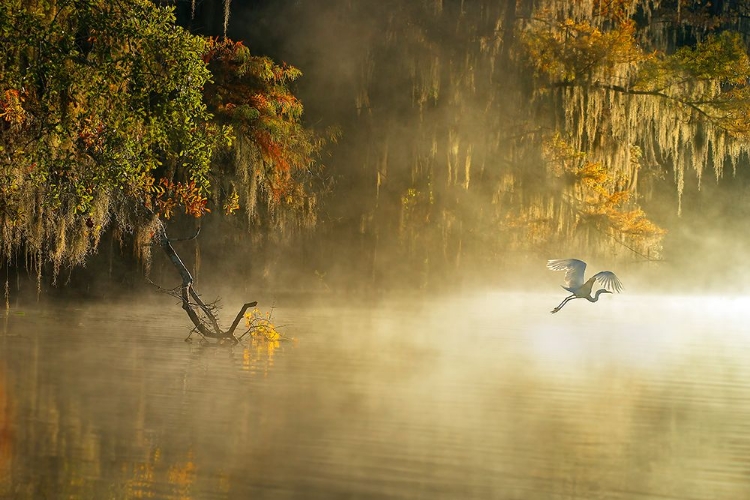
[248,93,270,115]
[204,37,301,85]
[253,129,296,203]
[545,134,615,195]
[248,91,303,120]
[148,177,210,219]
[0,89,26,126]
[605,190,630,207]
[609,207,666,237]
[199,35,323,229]
[202,37,244,64]
[77,119,106,150]
[544,134,664,242]
[575,160,610,197]
[254,130,290,172]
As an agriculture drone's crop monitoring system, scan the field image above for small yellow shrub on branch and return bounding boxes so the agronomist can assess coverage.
[242,308,288,342]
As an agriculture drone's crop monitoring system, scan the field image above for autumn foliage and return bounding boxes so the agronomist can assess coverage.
[0,0,324,287]
[202,38,328,223]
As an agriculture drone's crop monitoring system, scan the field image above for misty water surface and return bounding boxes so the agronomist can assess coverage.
[1,292,750,499]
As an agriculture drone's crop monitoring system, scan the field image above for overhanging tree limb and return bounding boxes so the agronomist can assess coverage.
[551,80,727,128]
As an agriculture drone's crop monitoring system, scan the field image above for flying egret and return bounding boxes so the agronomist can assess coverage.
[547,259,623,314]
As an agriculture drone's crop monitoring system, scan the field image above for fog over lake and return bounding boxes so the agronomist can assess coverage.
[2,291,749,499]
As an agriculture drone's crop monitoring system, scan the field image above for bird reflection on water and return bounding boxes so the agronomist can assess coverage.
[547,258,623,313]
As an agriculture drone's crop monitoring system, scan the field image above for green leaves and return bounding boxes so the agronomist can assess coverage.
[670,32,750,85]
[0,0,328,283]
[0,0,219,271]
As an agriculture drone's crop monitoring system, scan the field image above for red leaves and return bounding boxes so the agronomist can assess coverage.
[203,37,245,62]
[148,177,210,219]
[254,130,294,202]
[254,131,290,173]
[201,36,321,217]
[78,120,106,149]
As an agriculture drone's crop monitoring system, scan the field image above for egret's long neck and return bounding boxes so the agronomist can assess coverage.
[577,277,597,296]
[586,289,609,302]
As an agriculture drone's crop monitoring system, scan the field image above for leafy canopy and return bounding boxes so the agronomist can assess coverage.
[0,0,323,280]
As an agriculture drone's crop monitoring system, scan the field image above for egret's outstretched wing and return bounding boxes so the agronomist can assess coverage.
[592,271,623,293]
[546,259,586,290]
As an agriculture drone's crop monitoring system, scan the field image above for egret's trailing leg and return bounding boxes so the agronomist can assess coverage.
[551,295,575,314]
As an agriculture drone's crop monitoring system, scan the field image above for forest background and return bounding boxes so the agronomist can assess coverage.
[3,0,750,302]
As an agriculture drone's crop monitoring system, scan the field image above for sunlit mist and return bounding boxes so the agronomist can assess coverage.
[4,0,750,499]
[2,293,750,499]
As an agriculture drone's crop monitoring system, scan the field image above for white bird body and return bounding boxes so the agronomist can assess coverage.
[547,259,622,313]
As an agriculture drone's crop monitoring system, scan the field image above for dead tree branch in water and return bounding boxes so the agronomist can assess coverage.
[153,219,257,343]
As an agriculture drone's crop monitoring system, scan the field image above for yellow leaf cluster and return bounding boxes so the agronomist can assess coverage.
[243,307,283,342]
[609,208,666,237]
[544,135,665,245]
[223,190,240,215]
[523,18,646,82]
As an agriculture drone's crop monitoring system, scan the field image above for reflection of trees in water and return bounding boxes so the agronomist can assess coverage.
[186,306,290,377]
[117,446,201,500]
[487,365,749,499]
[242,339,281,377]
[5,304,750,498]
[0,360,12,497]
[0,310,289,499]
[187,336,286,379]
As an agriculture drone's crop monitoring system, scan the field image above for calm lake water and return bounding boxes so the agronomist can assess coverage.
[1,291,750,499]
